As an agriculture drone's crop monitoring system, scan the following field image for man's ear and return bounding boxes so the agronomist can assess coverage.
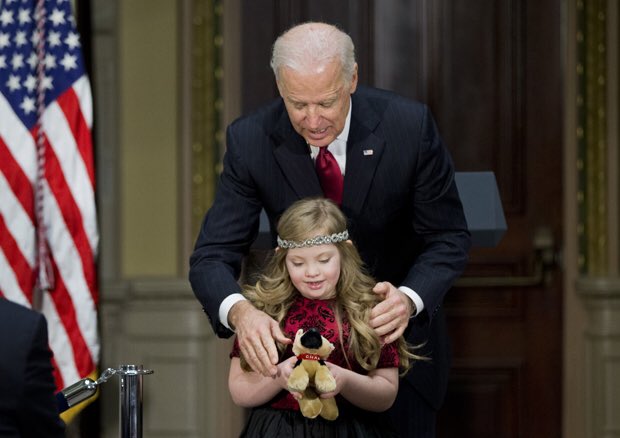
[348,63,359,94]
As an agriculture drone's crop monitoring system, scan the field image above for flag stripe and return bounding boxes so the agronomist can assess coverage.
[43,97,98,252]
[47,254,95,377]
[0,138,36,223]
[0,170,36,267]
[73,76,93,129]
[44,139,97,299]
[0,93,38,184]
[0,215,34,299]
[0,249,32,307]
[57,84,95,186]
[42,293,77,389]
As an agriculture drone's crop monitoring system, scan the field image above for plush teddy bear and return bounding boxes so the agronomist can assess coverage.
[287,328,339,420]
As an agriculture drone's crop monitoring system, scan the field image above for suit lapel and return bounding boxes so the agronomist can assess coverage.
[272,109,323,199]
[343,92,384,213]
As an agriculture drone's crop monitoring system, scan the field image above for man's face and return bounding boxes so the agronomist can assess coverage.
[277,61,358,148]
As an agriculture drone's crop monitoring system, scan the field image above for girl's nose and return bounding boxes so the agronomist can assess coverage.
[305,264,319,277]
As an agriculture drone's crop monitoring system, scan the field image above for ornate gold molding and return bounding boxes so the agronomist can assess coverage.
[576,0,608,275]
[190,0,223,235]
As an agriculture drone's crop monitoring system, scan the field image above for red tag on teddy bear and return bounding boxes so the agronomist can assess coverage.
[297,353,321,361]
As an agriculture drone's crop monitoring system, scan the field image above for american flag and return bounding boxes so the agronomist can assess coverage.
[0,0,99,395]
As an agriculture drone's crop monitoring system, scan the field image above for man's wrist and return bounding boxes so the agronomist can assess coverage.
[408,297,417,317]
[398,286,423,317]
[219,294,247,330]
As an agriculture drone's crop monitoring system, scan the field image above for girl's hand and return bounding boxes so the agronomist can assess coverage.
[307,361,398,412]
[276,356,304,399]
[320,362,348,398]
[274,356,297,388]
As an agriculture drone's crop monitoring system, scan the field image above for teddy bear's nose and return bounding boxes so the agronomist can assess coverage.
[300,329,322,349]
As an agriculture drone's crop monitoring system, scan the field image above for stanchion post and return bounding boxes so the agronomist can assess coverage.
[118,364,154,438]
[56,365,154,437]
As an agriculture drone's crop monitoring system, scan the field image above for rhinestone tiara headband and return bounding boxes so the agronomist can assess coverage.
[277,230,349,249]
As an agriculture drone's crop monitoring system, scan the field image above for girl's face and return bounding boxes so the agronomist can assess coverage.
[285,243,341,300]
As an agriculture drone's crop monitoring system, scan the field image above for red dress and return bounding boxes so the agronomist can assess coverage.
[231,295,401,437]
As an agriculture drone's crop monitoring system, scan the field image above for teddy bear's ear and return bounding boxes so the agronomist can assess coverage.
[320,334,335,351]
[292,329,304,355]
[293,329,304,344]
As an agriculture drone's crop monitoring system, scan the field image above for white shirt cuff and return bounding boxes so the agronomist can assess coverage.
[398,286,424,317]
[219,293,247,330]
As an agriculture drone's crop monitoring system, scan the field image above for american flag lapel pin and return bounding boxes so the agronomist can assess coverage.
[363,149,374,156]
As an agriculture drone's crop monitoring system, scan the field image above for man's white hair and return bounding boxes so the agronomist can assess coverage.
[270,22,357,86]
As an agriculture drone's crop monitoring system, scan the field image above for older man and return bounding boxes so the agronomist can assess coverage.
[190,21,470,436]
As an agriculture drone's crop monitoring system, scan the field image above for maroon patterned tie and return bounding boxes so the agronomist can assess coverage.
[315,147,344,205]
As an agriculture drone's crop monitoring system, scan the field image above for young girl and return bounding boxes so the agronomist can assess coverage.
[228,198,418,437]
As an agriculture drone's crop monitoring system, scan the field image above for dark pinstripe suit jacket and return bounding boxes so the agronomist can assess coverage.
[0,298,65,437]
[189,85,471,410]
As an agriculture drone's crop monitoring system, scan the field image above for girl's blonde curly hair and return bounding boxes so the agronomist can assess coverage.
[243,197,422,375]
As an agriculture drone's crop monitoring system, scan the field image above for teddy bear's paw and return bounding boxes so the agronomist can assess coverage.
[298,392,323,419]
[314,366,337,393]
[287,375,309,392]
[287,367,309,392]
[319,397,339,421]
